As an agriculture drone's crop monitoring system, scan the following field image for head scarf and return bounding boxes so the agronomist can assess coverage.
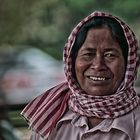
[21,11,140,139]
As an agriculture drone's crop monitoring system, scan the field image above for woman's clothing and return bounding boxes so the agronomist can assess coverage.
[21,11,140,140]
[31,105,140,140]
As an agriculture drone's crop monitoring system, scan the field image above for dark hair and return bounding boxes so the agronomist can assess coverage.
[71,16,128,78]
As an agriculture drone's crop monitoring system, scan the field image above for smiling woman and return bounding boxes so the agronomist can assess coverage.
[75,27,125,96]
[21,11,140,140]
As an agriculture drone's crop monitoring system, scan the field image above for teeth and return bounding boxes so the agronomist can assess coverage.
[89,76,105,81]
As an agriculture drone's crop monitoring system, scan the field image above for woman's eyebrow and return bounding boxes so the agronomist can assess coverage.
[104,48,119,52]
[80,47,120,54]
[82,47,96,52]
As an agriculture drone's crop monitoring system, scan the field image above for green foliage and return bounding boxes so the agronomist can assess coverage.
[0,0,41,44]
[108,0,140,21]
[8,110,26,127]
[0,0,140,60]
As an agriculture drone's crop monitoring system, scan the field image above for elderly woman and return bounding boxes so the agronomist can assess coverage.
[21,11,140,140]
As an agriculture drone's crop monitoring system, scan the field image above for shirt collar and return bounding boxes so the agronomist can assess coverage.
[56,110,88,129]
[56,109,134,139]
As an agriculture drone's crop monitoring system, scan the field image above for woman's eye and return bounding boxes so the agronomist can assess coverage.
[84,52,96,59]
[104,52,116,59]
[84,53,93,56]
[80,52,95,61]
[105,53,113,57]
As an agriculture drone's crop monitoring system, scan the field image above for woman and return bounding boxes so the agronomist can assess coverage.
[21,11,140,140]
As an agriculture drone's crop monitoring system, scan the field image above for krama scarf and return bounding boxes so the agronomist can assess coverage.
[21,11,140,139]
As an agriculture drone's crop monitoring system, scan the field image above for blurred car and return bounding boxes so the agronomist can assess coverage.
[1,47,66,105]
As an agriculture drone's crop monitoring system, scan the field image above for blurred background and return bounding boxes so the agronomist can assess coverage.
[0,0,140,139]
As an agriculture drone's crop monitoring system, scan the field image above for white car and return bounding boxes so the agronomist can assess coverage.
[1,47,66,105]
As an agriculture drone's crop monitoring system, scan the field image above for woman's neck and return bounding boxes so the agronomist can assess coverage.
[88,117,104,128]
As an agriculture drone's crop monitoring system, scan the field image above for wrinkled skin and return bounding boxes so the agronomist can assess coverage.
[75,27,125,96]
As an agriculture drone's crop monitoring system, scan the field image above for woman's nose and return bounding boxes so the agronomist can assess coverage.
[90,55,106,70]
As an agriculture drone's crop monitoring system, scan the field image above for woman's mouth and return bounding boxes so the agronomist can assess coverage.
[89,76,105,81]
[87,76,111,86]
[88,76,111,82]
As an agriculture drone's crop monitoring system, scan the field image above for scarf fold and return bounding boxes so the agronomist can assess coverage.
[69,88,139,118]
[21,82,70,139]
[21,11,140,139]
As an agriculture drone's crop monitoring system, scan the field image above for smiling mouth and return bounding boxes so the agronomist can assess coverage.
[88,76,110,81]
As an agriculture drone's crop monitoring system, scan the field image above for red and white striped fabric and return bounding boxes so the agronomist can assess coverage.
[21,11,140,139]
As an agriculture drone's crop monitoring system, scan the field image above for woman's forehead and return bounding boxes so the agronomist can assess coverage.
[85,27,116,42]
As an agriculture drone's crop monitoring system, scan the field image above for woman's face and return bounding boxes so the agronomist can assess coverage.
[75,27,125,96]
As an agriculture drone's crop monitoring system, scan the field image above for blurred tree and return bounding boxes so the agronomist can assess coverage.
[23,0,140,59]
[0,0,42,45]
[0,0,139,59]
[111,0,140,21]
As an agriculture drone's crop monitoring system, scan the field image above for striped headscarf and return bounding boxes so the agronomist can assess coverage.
[21,11,140,139]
